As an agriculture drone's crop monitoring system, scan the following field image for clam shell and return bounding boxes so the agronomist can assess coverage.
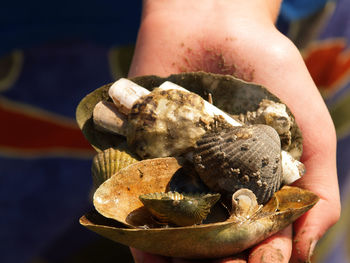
[82,157,318,259]
[193,124,282,204]
[91,147,139,188]
[139,192,221,226]
[76,72,302,157]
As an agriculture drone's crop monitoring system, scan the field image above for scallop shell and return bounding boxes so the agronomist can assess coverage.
[193,124,282,204]
[139,192,221,226]
[91,147,139,188]
[82,157,319,259]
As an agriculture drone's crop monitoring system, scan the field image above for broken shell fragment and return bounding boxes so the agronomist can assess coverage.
[109,78,150,115]
[193,125,282,204]
[91,147,139,188]
[139,192,221,226]
[93,101,128,136]
[281,150,305,185]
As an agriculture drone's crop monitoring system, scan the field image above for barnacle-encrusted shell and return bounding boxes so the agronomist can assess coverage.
[237,99,292,148]
[139,192,221,226]
[193,124,282,204]
[91,147,139,188]
[127,88,213,159]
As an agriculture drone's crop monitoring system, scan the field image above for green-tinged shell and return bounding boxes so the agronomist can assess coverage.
[86,157,319,258]
[91,147,139,188]
[139,192,221,226]
[76,72,302,157]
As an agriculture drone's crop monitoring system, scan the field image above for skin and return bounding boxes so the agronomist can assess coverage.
[128,0,341,262]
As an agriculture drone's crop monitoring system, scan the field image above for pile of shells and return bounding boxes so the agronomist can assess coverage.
[76,72,318,258]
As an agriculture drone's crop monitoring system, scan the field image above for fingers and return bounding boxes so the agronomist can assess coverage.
[213,253,247,263]
[130,248,170,263]
[248,226,292,263]
[290,199,340,262]
[290,136,340,262]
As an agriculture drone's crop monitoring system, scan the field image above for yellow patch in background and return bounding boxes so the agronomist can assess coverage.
[0,50,23,92]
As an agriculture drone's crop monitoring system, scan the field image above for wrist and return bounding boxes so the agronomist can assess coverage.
[142,0,281,24]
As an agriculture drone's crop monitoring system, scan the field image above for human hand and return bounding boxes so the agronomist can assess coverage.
[128,0,340,262]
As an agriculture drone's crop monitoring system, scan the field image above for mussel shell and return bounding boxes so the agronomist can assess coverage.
[76,72,302,157]
[139,192,221,226]
[193,124,282,204]
[91,147,139,188]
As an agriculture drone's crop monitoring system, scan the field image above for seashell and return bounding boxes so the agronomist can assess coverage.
[193,124,282,204]
[76,72,315,259]
[139,191,221,226]
[127,88,214,159]
[93,157,184,228]
[76,72,302,159]
[82,157,319,259]
[91,147,139,188]
[236,99,300,157]
[93,101,128,136]
[230,188,262,222]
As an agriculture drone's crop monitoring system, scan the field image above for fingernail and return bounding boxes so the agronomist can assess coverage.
[307,239,318,262]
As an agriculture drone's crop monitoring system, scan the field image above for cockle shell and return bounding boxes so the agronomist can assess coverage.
[91,147,139,188]
[139,192,221,226]
[193,124,282,204]
[82,157,319,259]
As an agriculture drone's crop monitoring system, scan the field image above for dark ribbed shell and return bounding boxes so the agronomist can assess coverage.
[193,124,282,204]
[139,192,221,226]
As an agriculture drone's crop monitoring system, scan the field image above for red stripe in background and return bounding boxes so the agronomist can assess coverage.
[304,41,350,90]
[0,105,92,151]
